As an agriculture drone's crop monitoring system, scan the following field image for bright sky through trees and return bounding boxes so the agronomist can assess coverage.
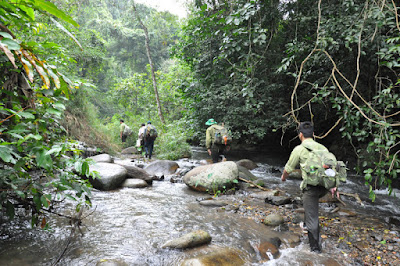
[135,0,188,18]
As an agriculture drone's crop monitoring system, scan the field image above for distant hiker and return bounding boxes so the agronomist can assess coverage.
[281,122,345,253]
[205,118,231,163]
[120,119,127,143]
[144,121,158,159]
[137,123,146,150]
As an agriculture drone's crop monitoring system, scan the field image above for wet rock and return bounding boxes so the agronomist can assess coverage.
[280,232,301,245]
[265,195,291,206]
[236,159,258,170]
[161,230,212,249]
[183,162,239,193]
[89,154,113,163]
[388,216,400,227]
[96,259,128,266]
[144,160,179,176]
[263,213,284,226]
[255,239,280,260]
[114,159,153,184]
[250,190,279,200]
[181,247,244,266]
[292,213,304,224]
[237,165,258,181]
[121,179,148,188]
[121,147,138,154]
[89,163,127,191]
[337,209,357,217]
[199,199,228,207]
[321,258,341,266]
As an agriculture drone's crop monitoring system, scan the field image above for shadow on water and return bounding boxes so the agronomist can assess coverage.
[0,147,399,265]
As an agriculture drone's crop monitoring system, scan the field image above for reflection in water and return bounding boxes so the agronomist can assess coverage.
[0,147,399,265]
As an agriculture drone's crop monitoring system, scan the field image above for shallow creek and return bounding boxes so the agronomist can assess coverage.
[0,147,399,265]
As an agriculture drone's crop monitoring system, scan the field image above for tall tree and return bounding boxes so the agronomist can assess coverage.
[132,1,165,124]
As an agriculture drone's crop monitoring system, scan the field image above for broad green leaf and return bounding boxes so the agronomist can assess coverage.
[46,107,62,118]
[35,0,79,27]
[35,149,53,170]
[0,145,17,163]
[40,194,51,208]
[46,145,63,156]
[0,37,20,50]
[20,57,34,82]
[18,111,35,119]
[49,17,82,50]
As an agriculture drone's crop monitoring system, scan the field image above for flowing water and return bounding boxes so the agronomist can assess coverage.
[0,147,399,265]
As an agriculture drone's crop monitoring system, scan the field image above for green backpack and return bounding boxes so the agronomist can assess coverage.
[213,125,232,145]
[301,143,347,190]
[123,125,133,136]
[146,125,158,139]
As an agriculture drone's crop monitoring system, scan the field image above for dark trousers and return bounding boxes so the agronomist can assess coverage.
[144,139,155,159]
[302,185,328,251]
[211,144,226,163]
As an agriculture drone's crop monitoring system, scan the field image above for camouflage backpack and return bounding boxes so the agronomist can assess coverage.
[213,125,232,145]
[301,142,347,190]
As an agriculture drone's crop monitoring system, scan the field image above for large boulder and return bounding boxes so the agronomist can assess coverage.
[89,154,113,163]
[114,159,153,184]
[144,160,179,176]
[236,159,258,170]
[183,162,239,193]
[181,247,245,266]
[89,163,127,191]
[161,230,212,249]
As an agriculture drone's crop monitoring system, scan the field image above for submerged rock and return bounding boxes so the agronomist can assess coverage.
[89,163,127,191]
[161,230,212,249]
[255,238,281,260]
[181,247,245,266]
[121,147,138,154]
[237,165,258,181]
[183,161,239,193]
[96,259,128,266]
[199,199,228,207]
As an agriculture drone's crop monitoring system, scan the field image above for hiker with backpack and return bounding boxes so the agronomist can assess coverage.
[281,121,346,253]
[143,121,157,159]
[120,119,133,145]
[205,118,231,163]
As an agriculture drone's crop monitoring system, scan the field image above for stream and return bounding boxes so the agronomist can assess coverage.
[0,147,399,265]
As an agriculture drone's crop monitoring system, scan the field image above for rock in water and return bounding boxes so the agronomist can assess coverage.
[144,160,179,176]
[89,163,127,191]
[121,179,148,188]
[181,247,245,265]
[183,162,239,193]
[236,159,258,170]
[114,159,153,184]
[161,230,212,249]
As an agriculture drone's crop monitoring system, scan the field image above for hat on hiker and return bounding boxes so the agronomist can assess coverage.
[205,118,217,126]
[147,121,151,124]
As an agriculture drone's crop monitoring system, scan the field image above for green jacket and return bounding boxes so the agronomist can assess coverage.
[284,138,329,190]
[206,124,223,149]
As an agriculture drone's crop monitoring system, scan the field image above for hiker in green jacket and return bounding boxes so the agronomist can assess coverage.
[281,121,340,253]
[120,119,127,143]
[205,118,229,163]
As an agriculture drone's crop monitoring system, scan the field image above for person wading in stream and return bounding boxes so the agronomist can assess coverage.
[205,118,231,163]
[280,121,340,253]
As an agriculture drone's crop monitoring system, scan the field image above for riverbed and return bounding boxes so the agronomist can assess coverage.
[0,147,399,265]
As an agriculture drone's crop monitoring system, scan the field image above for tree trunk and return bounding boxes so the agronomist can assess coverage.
[132,2,165,124]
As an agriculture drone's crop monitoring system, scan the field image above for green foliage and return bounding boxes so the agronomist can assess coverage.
[0,0,94,227]
[156,119,192,160]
